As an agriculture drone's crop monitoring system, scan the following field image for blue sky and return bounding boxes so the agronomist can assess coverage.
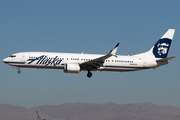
[0,1,180,108]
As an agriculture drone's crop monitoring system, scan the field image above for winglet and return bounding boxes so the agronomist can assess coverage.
[109,43,120,55]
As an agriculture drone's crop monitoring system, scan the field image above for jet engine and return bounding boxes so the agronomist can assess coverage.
[64,63,80,73]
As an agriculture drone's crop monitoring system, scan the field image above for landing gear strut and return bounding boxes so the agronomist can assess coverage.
[17,68,21,74]
[87,71,92,78]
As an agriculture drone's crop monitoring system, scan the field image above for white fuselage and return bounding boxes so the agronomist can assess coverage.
[3,52,159,72]
[3,29,175,77]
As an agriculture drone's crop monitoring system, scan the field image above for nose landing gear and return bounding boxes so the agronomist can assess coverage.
[13,67,21,74]
[87,71,92,78]
[17,68,21,74]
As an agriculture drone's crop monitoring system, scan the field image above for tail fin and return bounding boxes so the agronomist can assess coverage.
[152,29,175,58]
[134,29,175,58]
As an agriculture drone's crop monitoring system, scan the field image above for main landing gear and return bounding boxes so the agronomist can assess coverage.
[87,71,92,78]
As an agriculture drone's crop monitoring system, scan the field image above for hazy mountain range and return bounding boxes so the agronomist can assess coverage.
[0,102,180,120]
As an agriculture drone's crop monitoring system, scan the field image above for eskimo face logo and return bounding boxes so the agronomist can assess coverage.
[157,43,169,55]
[153,38,171,58]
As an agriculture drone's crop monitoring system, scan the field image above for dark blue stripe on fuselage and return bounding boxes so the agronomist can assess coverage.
[3,61,26,64]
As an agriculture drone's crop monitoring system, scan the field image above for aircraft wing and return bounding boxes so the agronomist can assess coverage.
[80,43,119,70]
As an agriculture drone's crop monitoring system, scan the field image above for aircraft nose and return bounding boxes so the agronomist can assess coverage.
[3,57,8,63]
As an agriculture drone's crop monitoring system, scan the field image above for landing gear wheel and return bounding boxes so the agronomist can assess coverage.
[17,70,21,74]
[17,68,21,74]
[87,71,92,78]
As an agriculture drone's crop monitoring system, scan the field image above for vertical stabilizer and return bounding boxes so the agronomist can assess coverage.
[134,29,175,58]
[152,29,175,58]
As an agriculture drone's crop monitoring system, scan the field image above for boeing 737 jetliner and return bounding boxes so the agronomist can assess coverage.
[3,29,176,78]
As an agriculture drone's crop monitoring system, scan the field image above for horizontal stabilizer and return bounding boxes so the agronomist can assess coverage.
[156,56,176,62]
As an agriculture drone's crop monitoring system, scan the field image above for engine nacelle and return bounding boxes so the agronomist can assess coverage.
[64,63,80,73]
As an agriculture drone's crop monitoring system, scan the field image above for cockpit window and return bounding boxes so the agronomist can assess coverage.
[9,55,16,58]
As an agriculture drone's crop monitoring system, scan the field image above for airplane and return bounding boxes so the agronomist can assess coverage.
[3,29,176,78]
